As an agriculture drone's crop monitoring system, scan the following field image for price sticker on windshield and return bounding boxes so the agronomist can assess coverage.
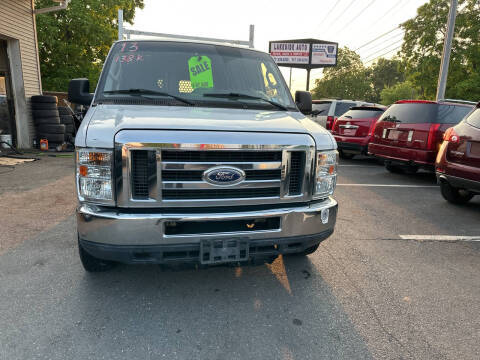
[188,56,214,89]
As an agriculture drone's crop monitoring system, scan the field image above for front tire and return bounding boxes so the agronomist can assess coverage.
[78,239,116,272]
[440,181,474,204]
[339,150,355,160]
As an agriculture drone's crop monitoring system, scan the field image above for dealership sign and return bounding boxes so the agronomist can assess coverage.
[269,38,338,69]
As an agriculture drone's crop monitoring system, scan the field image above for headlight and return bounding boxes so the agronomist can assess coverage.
[76,148,113,202]
[314,150,338,198]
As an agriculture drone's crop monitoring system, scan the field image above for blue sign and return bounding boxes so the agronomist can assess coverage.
[203,167,246,186]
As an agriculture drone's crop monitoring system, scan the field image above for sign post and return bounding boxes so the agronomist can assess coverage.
[269,38,338,91]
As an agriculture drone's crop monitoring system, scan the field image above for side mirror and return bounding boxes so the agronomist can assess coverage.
[68,78,94,106]
[295,91,312,115]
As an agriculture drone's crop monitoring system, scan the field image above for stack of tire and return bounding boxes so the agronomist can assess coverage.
[57,106,75,141]
[31,95,65,148]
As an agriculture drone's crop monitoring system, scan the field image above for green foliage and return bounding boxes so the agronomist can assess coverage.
[401,0,480,100]
[35,0,144,92]
[311,47,371,100]
[380,81,418,105]
[368,58,405,103]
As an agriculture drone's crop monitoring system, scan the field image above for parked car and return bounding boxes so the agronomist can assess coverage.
[368,100,474,173]
[332,105,387,159]
[311,99,371,130]
[69,39,339,272]
[436,103,480,204]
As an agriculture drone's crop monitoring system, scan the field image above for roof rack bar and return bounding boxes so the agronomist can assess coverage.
[118,9,254,48]
[439,98,477,105]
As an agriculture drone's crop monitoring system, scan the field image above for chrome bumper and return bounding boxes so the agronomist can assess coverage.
[77,197,337,246]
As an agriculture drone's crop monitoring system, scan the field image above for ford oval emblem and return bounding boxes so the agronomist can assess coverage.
[203,167,245,186]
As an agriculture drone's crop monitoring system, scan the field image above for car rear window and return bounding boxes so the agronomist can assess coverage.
[466,108,480,128]
[341,108,384,119]
[334,102,356,116]
[312,102,331,115]
[380,103,471,124]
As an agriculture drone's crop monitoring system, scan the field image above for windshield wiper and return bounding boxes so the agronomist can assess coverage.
[203,92,289,111]
[103,89,194,105]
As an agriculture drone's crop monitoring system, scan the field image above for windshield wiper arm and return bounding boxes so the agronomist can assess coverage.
[103,89,194,105]
[203,92,289,111]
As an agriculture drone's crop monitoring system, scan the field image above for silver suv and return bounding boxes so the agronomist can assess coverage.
[311,99,371,130]
[69,40,339,272]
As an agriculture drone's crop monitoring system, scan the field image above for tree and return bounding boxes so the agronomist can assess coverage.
[380,81,418,105]
[367,58,405,103]
[35,0,144,92]
[401,0,480,100]
[311,47,371,101]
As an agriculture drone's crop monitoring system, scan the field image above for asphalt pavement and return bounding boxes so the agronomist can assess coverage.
[0,155,479,359]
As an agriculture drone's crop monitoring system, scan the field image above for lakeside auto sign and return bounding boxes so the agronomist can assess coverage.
[269,39,338,69]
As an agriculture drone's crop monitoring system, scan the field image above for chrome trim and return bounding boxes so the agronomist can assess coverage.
[162,162,282,171]
[115,130,315,208]
[162,180,280,189]
[77,197,338,246]
[339,124,359,129]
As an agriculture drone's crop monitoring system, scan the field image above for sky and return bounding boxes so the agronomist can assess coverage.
[131,0,429,92]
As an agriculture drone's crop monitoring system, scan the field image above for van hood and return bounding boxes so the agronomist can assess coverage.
[77,104,336,150]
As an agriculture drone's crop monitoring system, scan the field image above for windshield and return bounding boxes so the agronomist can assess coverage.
[95,41,296,111]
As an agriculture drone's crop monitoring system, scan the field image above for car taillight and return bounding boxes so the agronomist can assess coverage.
[326,116,335,130]
[443,127,459,143]
[368,121,377,136]
[427,123,441,150]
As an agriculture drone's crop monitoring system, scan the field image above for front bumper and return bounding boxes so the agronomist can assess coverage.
[77,198,338,263]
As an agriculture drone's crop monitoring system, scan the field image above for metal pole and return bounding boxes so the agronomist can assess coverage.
[306,69,311,91]
[436,0,458,101]
[118,9,124,41]
[289,68,292,90]
[249,25,255,48]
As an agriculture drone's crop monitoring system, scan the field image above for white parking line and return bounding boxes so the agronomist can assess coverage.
[399,235,480,242]
[337,184,437,188]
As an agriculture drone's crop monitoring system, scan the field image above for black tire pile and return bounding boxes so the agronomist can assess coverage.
[31,95,75,148]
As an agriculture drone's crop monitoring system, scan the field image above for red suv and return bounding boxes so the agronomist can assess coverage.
[368,100,474,173]
[332,105,387,159]
[436,103,480,204]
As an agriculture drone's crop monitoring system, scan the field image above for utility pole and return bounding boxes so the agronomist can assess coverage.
[289,68,292,89]
[118,9,124,41]
[436,0,458,101]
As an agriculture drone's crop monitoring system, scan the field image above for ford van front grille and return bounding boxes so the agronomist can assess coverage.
[116,131,315,208]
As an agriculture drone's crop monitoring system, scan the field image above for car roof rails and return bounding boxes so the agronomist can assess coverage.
[439,98,478,105]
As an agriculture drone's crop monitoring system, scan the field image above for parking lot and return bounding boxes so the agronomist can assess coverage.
[0,156,479,359]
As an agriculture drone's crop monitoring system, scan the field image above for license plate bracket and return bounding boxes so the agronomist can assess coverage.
[200,239,249,264]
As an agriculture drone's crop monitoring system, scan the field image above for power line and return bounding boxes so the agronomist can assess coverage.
[322,0,356,33]
[314,0,342,33]
[363,45,403,64]
[335,0,378,35]
[360,32,404,56]
[353,26,401,51]
[362,39,404,61]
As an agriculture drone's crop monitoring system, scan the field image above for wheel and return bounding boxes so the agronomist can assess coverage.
[31,95,57,104]
[78,240,116,272]
[339,150,355,160]
[440,181,474,204]
[33,109,59,118]
[34,116,60,125]
[36,124,65,134]
[385,163,405,174]
[301,243,320,255]
[37,133,65,142]
[31,102,57,110]
[57,106,72,116]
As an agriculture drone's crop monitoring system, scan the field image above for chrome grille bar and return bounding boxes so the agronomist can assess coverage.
[115,130,315,208]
